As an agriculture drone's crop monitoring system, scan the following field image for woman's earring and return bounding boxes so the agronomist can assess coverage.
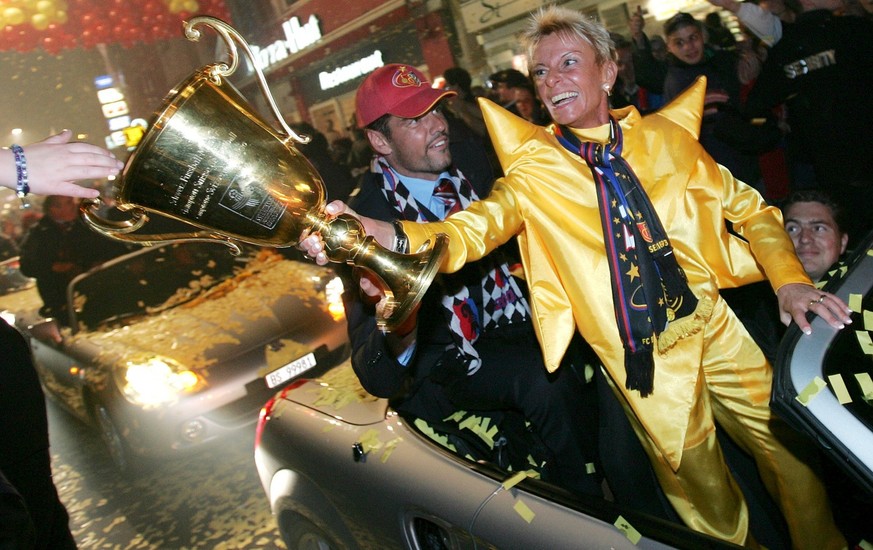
[602,83,611,96]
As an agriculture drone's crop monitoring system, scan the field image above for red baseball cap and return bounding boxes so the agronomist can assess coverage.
[355,64,456,128]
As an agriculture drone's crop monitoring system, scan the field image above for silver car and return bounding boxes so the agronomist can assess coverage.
[255,233,873,549]
[13,242,349,472]
[254,369,736,549]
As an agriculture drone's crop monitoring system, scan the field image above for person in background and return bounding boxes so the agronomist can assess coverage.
[662,12,774,193]
[611,34,664,112]
[746,0,873,244]
[782,190,850,284]
[19,194,128,320]
[704,11,738,50]
[0,232,17,261]
[301,6,849,547]
[1,129,123,549]
[628,7,669,101]
[346,124,374,178]
[486,68,529,117]
[442,66,489,138]
[513,83,550,125]
[706,0,788,46]
[290,122,356,202]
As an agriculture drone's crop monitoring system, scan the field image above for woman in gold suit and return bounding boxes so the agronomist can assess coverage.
[303,6,851,548]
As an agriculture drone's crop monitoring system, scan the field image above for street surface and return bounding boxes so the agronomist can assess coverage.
[46,399,286,549]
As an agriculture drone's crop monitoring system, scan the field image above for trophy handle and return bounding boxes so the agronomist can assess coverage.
[80,199,243,255]
[183,16,310,147]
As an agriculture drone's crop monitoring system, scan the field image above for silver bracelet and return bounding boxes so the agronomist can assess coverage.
[9,144,30,208]
[10,144,29,198]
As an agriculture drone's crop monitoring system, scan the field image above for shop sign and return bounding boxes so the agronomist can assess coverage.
[318,50,384,91]
[459,0,542,33]
[251,14,322,72]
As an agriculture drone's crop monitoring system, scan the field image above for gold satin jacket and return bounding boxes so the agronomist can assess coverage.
[402,77,811,468]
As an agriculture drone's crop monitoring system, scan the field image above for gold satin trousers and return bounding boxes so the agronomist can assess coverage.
[610,297,845,549]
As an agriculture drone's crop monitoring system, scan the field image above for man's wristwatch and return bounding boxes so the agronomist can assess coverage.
[392,220,409,254]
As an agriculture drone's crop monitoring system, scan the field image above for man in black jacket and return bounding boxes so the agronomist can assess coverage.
[19,195,127,320]
[343,63,605,497]
[746,0,873,243]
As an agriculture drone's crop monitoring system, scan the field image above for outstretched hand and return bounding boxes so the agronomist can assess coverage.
[776,282,853,335]
[4,130,125,199]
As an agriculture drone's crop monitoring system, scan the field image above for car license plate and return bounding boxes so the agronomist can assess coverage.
[265,352,317,389]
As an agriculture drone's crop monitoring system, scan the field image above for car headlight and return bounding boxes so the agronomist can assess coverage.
[324,276,345,321]
[119,356,202,409]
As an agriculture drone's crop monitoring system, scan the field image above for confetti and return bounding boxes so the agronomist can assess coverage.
[856,373,873,401]
[513,499,535,523]
[827,374,852,404]
[615,515,642,544]
[849,293,863,313]
[796,376,827,406]
[857,331,873,355]
[502,471,527,490]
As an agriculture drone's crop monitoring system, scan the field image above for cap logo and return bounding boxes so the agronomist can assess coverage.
[392,66,422,88]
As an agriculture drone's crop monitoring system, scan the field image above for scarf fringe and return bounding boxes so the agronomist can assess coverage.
[656,296,714,354]
[625,350,655,397]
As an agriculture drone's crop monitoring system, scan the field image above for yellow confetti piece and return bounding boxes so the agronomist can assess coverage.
[827,374,852,404]
[858,539,872,550]
[865,310,873,331]
[480,417,491,434]
[458,414,482,431]
[857,331,873,355]
[586,462,596,474]
[414,418,457,452]
[486,424,500,441]
[380,437,403,463]
[614,515,642,544]
[849,293,864,312]
[359,429,382,454]
[444,410,467,422]
[502,471,528,490]
[796,376,827,406]
[513,499,535,523]
[856,373,873,401]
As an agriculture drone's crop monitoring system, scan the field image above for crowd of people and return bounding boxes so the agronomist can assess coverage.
[4,1,872,548]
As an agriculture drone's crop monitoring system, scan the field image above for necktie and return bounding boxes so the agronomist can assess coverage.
[433,178,462,216]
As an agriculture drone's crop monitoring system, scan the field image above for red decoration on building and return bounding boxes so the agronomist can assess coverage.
[0,0,232,53]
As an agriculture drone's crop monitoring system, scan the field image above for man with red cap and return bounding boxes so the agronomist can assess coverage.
[342,63,609,497]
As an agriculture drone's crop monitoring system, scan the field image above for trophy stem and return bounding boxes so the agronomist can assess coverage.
[312,213,449,331]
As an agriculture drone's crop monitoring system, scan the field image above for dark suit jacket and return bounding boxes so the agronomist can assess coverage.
[344,170,520,420]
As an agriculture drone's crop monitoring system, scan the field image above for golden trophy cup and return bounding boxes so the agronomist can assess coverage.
[81,16,447,331]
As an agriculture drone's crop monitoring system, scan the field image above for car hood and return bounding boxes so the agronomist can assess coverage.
[67,257,338,375]
[278,361,388,426]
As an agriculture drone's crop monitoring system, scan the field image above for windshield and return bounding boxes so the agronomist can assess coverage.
[69,242,242,332]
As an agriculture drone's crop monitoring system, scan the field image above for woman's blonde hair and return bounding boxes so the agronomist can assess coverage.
[521,4,616,67]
